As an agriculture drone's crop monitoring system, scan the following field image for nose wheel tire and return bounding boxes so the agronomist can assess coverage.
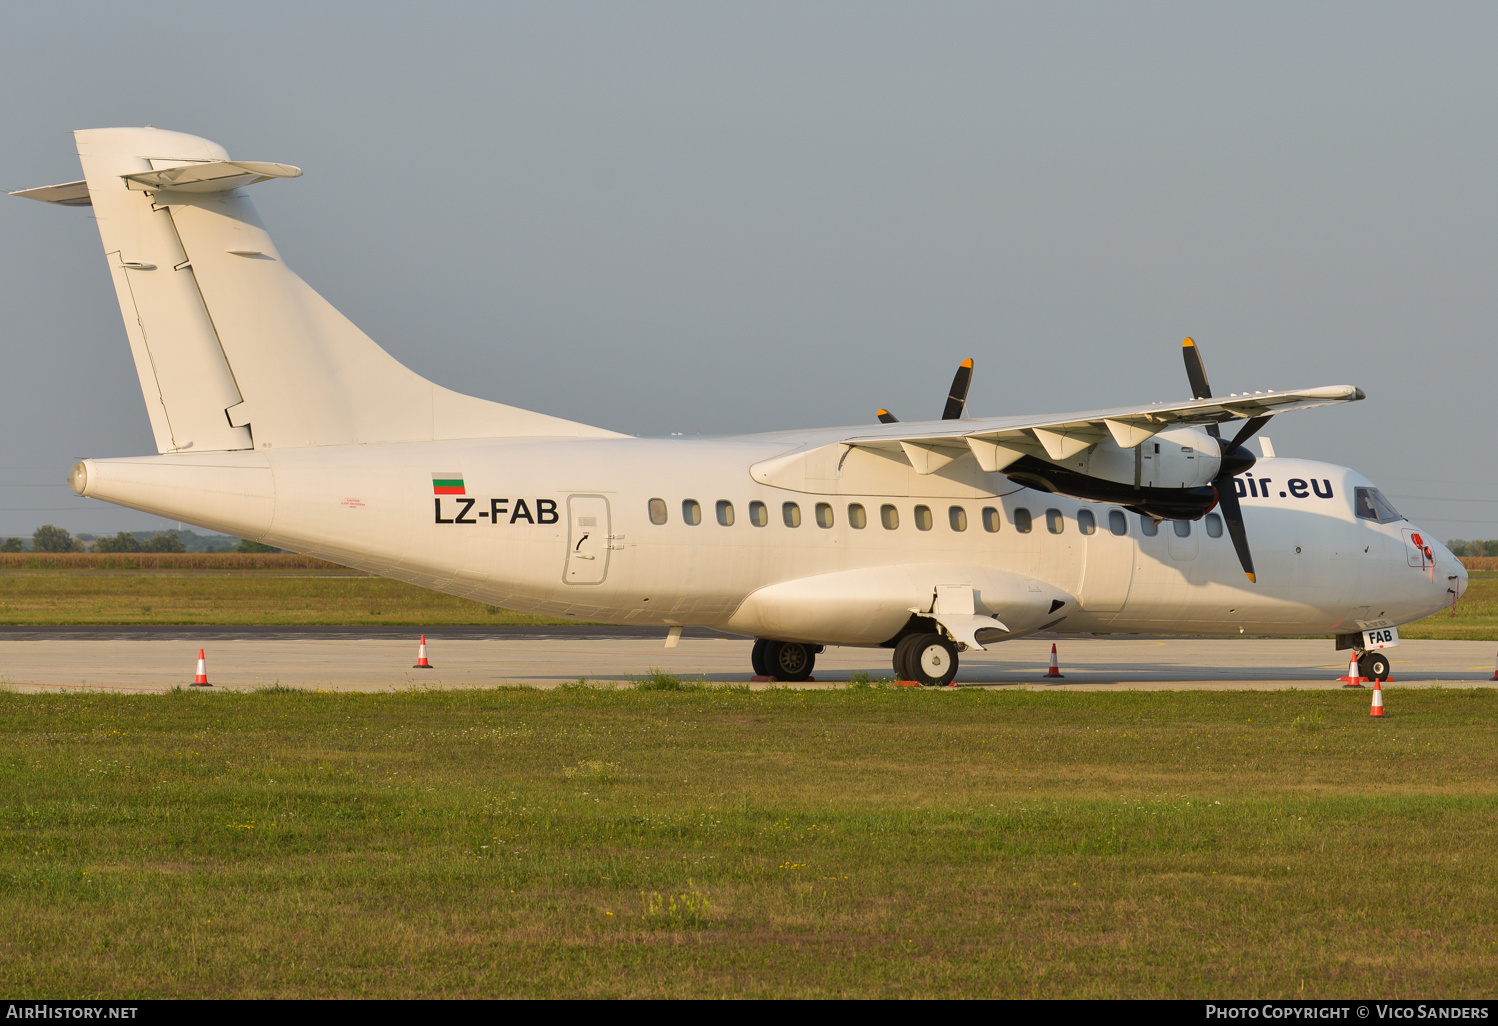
[896,633,959,687]
[1359,651,1391,682]
[765,640,815,682]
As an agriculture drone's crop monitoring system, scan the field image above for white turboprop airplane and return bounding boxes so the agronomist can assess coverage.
[14,128,1468,685]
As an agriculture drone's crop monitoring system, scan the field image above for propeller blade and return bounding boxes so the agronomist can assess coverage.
[1227,414,1272,451]
[942,358,973,420]
[1180,338,1222,439]
[1181,337,1212,400]
[876,409,899,424]
[1214,478,1257,582]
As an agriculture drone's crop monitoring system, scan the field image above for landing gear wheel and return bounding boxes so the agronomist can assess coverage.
[751,638,770,677]
[910,633,959,687]
[1359,651,1391,682]
[766,641,815,682]
[893,634,924,682]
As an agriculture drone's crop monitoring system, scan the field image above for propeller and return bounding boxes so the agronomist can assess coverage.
[874,358,973,424]
[1180,338,1269,583]
[942,358,974,420]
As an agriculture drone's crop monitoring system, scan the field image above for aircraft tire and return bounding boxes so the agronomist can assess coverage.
[910,634,959,687]
[1359,651,1391,682]
[751,638,770,677]
[766,641,815,682]
[892,634,924,682]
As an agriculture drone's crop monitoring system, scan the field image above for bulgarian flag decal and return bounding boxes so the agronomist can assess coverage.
[432,472,465,496]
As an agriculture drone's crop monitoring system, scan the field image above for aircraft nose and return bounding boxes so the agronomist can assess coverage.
[1428,536,1467,600]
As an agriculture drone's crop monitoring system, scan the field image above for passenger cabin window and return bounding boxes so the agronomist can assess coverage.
[848,503,868,529]
[982,507,1001,533]
[716,500,734,527]
[1173,519,1191,537]
[682,499,702,526]
[1108,509,1128,536]
[749,501,768,527]
[649,498,668,525]
[815,502,834,529]
[1046,509,1064,534]
[949,506,968,532]
[1078,509,1096,535]
[914,505,933,531]
[1139,515,1159,537]
[1014,508,1033,533]
[783,502,802,528]
[1205,513,1224,538]
[881,504,900,530]
[1354,486,1404,524]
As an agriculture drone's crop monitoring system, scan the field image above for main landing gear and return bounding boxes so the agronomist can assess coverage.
[893,633,959,687]
[1358,650,1391,683]
[751,639,817,682]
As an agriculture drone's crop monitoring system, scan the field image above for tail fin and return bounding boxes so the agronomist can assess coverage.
[17,127,620,452]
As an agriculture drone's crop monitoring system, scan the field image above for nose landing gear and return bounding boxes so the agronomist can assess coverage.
[1358,650,1391,683]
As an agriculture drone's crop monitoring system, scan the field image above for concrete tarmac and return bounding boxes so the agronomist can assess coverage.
[1,632,1495,693]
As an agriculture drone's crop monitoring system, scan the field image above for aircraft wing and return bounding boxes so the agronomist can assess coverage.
[837,384,1363,473]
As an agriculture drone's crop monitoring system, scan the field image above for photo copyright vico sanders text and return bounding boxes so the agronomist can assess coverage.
[1207,1008,1489,1021]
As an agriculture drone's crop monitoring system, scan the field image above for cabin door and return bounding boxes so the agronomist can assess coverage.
[564,495,611,585]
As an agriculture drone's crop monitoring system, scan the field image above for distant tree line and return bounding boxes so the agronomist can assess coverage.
[1447,539,1498,558]
[1,525,281,554]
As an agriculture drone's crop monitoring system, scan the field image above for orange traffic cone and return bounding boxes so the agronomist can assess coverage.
[1045,643,1064,678]
[1370,677,1385,717]
[1339,653,1364,688]
[1489,649,1498,682]
[191,648,210,687]
[413,635,432,669]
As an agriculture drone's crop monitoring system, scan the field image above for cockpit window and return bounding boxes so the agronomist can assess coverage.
[1354,486,1403,524]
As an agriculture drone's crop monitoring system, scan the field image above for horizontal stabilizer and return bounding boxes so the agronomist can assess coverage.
[10,179,91,206]
[124,160,302,193]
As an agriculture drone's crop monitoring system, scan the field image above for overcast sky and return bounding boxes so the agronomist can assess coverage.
[2,2,1495,540]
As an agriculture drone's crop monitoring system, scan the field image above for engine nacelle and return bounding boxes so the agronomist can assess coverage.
[1003,425,1238,521]
[1066,425,1221,489]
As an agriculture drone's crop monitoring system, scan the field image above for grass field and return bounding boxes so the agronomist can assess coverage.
[0,569,563,626]
[2,684,1495,998]
[0,564,1492,639]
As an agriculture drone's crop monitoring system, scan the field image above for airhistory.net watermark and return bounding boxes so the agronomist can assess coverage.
[5,1007,138,1020]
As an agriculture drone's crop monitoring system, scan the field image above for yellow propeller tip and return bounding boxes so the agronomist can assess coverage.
[1245,572,1256,583]
[876,409,889,417]
[1183,337,1196,347]
[960,358,973,368]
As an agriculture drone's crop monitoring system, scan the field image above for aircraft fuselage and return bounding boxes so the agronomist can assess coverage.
[71,436,1466,649]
